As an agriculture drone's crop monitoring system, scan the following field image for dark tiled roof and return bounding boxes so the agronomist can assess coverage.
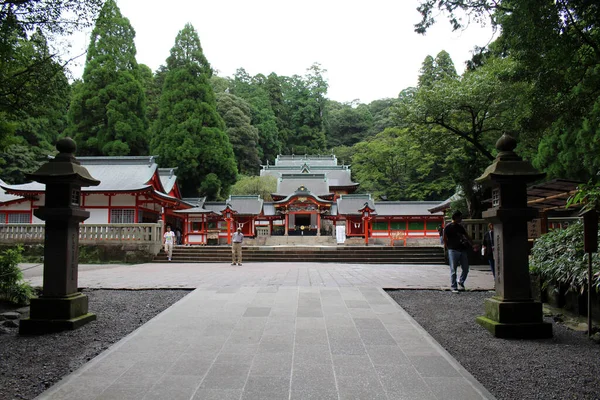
[0,180,23,203]
[374,201,444,216]
[262,202,276,216]
[273,155,337,167]
[276,175,330,197]
[336,194,375,215]
[0,156,161,193]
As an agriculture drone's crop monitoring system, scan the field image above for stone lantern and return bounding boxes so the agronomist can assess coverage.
[474,134,552,338]
[19,138,100,335]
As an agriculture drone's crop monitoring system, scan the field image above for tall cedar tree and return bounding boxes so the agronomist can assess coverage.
[67,0,148,156]
[151,23,237,197]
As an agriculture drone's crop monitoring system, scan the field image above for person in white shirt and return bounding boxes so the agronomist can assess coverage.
[163,225,175,261]
[231,227,244,266]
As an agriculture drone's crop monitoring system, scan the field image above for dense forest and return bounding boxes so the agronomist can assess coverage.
[1,0,599,217]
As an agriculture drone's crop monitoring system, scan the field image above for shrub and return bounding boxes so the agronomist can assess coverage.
[530,222,600,293]
[0,246,34,305]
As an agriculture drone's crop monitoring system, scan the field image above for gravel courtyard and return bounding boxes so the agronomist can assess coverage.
[387,290,600,400]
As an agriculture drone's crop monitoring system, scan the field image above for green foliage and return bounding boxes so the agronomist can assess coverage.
[151,23,237,197]
[199,173,222,201]
[230,175,277,201]
[351,128,454,201]
[567,181,600,214]
[67,0,148,156]
[530,222,600,293]
[325,101,373,147]
[0,246,33,305]
[216,92,261,175]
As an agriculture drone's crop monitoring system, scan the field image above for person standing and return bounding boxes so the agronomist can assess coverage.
[437,224,444,245]
[175,227,182,245]
[482,223,495,278]
[443,210,473,293]
[231,227,244,266]
[163,225,175,261]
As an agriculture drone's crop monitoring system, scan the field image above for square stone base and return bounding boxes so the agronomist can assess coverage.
[476,297,553,339]
[19,293,96,335]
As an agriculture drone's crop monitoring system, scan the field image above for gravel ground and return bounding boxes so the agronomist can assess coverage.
[0,289,190,400]
[387,290,600,400]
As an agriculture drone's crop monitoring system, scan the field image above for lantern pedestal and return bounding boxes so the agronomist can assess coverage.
[19,293,96,334]
[476,298,552,339]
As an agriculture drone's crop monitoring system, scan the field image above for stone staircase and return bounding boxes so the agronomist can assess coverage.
[154,245,446,264]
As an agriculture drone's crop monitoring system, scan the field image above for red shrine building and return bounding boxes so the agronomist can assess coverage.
[0,154,444,245]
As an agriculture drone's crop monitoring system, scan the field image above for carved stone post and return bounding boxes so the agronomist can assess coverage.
[475,134,552,338]
[19,138,100,335]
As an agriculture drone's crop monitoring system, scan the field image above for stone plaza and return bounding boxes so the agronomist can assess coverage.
[22,261,496,400]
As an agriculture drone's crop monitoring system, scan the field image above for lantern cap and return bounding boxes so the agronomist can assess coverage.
[26,138,100,186]
[476,133,545,184]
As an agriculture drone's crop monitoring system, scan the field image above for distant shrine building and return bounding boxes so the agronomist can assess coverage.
[0,154,444,245]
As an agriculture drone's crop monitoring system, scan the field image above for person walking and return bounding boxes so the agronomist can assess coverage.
[231,227,244,266]
[163,225,175,261]
[443,210,473,293]
[482,223,495,278]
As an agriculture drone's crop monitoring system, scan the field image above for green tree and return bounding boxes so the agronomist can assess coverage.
[230,175,277,201]
[151,23,237,197]
[325,100,373,147]
[415,0,600,182]
[351,128,454,201]
[216,92,261,175]
[229,68,281,162]
[282,64,328,154]
[67,0,148,156]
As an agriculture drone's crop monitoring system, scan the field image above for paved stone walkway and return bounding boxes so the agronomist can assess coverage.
[22,262,494,290]
[27,263,496,400]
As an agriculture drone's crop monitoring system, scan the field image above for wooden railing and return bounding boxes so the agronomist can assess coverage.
[0,223,162,244]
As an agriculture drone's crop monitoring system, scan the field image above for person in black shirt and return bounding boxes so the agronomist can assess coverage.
[443,210,473,293]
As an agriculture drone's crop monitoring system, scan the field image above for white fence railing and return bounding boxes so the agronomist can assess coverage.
[0,223,162,244]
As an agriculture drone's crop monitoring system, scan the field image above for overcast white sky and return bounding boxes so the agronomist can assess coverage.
[67,0,495,104]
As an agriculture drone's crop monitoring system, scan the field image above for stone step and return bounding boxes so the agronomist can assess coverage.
[154,245,445,264]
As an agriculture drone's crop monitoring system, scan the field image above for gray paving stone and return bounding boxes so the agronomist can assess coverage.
[242,375,290,400]
[258,334,294,353]
[327,326,361,341]
[200,363,251,389]
[359,328,398,345]
[293,344,333,365]
[290,389,338,400]
[409,355,462,377]
[249,352,293,377]
[214,352,255,365]
[353,317,387,330]
[329,338,366,356]
[375,363,437,399]
[296,308,323,317]
[192,389,242,400]
[423,377,486,400]
[243,307,271,317]
[337,374,388,400]
[166,355,214,376]
[143,375,201,400]
[235,317,268,331]
[219,343,259,355]
[344,299,371,309]
[332,354,375,376]
[226,330,263,345]
[295,328,329,345]
[295,317,326,329]
[291,363,336,391]
[365,345,410,365]
[349,308,378,319]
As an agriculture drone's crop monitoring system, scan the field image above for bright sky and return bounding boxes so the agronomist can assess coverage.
[67,0,495,104]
